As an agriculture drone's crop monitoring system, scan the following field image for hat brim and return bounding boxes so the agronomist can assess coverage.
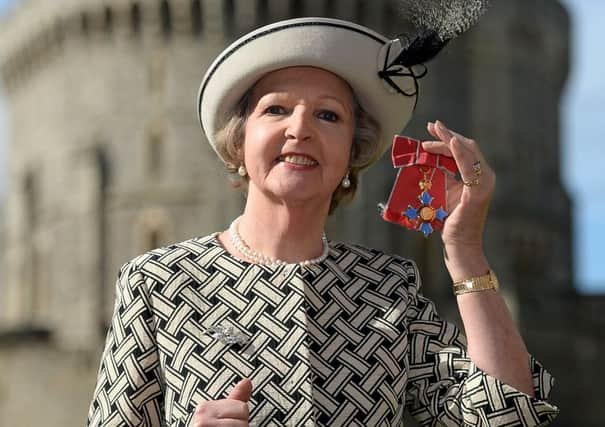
[197,17,417,163]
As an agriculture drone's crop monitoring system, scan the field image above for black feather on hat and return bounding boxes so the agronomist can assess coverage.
[377,0,490,99]
[395,0,491,66]
[198,2,491,162]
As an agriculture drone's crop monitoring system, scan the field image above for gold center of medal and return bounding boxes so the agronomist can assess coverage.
[419,206,435,222]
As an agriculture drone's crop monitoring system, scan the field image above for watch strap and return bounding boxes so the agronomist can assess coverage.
[453,270,499,295]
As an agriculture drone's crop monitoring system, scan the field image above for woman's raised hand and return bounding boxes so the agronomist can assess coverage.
[193,379,252,427]
[422,120,496,280]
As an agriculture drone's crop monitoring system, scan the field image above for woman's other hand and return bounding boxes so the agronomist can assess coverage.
[423,121,535,396]
[422,120,496,280]
[193,379,252,427]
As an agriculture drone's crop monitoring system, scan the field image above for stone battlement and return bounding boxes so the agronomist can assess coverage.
[0,0,404,92]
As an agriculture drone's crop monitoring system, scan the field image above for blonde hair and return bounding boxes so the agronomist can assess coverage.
[214,89,382,214]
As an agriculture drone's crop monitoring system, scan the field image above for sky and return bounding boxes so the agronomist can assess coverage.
[558,0,605,293]
[0,0,603,293]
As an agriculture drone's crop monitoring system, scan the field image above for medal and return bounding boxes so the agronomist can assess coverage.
[380,136,458,237]
[402,168,449,237]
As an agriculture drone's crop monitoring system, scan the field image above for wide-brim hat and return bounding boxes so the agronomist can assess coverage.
[197,17,420,163]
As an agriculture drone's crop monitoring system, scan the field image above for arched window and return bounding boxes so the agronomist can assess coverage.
[382,1,395,34]
[147,229,162,251]
[94,147,110,328]
[53,19,65,44]
[324,0,336,18]
[289,0,303,17]
[22,172,40,321]
[135,209,173,253]
[256,0,269,26]
[223,0,235,37]
[160,0,172,36]
[355,0,366,24]
[130,2,142,35]
[24,173,38,228]
[104,6,114,33]
[146,127,165,178]
[191,0,203,36]
[80,11,90,36]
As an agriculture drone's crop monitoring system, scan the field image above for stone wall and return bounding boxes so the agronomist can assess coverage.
[0,0,599,425]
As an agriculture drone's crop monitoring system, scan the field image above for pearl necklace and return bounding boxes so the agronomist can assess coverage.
[228,216,329,267]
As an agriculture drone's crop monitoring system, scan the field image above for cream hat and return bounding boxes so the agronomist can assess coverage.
[197,17,421,163]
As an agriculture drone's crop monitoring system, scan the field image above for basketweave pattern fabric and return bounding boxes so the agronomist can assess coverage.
[87,234,559,427]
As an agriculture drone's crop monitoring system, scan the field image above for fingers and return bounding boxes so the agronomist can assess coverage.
[194,400,250,427]
[428,120,480,153]
[228,379,253,402]
[213,420,249,427]
[424,121,473,158]
[426,121,440,140]
[421,140,452,157]
[449,137,482,187]
[194,379,253,426]
[426,121,483,157]
[196,399,249,419]
[425,120,495,196]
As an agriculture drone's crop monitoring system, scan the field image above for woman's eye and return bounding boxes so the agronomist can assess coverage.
[317,110,339,122]
[265,105,286,115]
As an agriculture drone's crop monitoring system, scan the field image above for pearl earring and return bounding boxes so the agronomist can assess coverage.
[237,165,247,177]
[341,172,351,189]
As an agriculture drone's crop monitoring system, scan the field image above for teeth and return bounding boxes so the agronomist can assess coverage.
[281,155,317,166]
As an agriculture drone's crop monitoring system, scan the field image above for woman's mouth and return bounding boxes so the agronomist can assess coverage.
[278,154,318,166]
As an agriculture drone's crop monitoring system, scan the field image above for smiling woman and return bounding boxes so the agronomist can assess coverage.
[87,13,559,427]
[242,68,354,212]
[215,67,381,214]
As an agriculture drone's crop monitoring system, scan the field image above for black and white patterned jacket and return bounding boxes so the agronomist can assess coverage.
[87,234,559,426]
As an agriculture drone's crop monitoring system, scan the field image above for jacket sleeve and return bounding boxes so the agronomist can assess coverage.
[88,261,165,427]
[402,261,559,426]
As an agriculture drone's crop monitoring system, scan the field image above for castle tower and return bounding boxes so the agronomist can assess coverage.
[329,0,573,324]
[0,0,576,425]
[0,1,407,424]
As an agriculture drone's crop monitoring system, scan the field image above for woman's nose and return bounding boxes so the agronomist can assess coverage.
[285,109,313,141]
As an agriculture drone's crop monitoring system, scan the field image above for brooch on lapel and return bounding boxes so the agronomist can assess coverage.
[202,324,250,346]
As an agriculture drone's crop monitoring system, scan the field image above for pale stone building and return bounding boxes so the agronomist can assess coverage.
[0,0,599,425]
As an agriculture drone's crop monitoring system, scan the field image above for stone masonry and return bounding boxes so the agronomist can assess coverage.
[0,0,601,425]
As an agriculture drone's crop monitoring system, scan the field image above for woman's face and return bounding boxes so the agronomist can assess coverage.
[243,66,355,210]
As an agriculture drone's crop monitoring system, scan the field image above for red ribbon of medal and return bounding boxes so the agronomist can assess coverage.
[380,135,459,237]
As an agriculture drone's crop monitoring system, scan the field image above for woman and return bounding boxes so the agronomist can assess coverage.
[88,17,559,427]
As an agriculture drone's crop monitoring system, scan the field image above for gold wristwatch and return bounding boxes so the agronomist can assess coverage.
[453,270,499,295]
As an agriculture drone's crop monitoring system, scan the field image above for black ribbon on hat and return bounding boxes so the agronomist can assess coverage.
[377,31,446,100]
[379,0,491,99]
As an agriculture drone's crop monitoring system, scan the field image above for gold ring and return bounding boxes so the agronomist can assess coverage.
[472,161,482,177]
[463,178,480,187]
